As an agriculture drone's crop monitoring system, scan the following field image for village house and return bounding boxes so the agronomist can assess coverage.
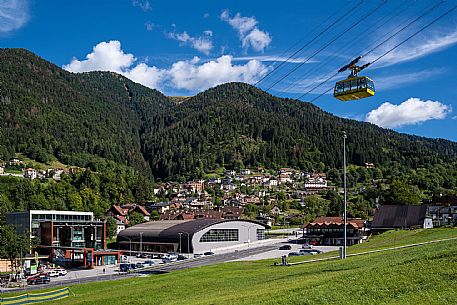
[186,180,205,194]
[243,196,261,205]
[427,205,457,227]
[9,158,23,166]
[24,168,37,179]
[279,173,293,184]
[303,216,368,246]
[224,170,236,176]
[240,169,251,175]
[147,202,173,214]
[364,162,375,168]
[271,205,282,215]
[267,179,278,187]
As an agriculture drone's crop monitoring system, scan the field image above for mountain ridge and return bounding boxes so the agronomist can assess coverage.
[0,48,456,181]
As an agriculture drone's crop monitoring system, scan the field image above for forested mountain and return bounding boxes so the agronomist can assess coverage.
[144,82,457,179]
[0,48,172,176]
[1,48,457,181]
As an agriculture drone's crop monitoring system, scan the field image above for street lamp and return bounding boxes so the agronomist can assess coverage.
[120,236,134,256]
[178,232,182,254]
[343,131,347,259]
[140,232,143,255]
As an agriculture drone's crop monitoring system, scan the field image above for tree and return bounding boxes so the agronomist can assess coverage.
[128,212,146,227]
[106,217,118,239]
[382,179,422,205]
[0,225,30,276]
[150,210,160,221]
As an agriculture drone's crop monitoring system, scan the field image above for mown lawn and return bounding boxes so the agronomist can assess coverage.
[7,228,457,305]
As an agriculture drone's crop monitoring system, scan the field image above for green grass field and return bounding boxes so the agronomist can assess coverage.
[8,228,457,305]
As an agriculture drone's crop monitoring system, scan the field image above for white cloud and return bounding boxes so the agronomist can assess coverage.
[168,30,213,55]
[63,40,269,93]
[145,21,154,31]
[232,55,318,64]
[132,0,151,11]
[168,55,267,91]
[242,28,272,52]
[0,0,29,33]
[365,28,457,67]
[63,41,135,73]
[366,97,451,128]
[220,10,272,52]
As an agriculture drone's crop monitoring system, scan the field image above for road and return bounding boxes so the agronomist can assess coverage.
[134,242,284,274]
[2,240,288,293]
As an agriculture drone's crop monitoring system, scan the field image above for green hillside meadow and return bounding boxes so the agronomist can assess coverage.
[13,228,456,305]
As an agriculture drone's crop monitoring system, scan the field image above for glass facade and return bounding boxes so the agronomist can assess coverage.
[32,213,92,222]
[256,229,266,240]
[200,229,239,242]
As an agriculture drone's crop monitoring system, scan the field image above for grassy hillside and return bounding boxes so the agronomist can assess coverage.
[12,228,456,305]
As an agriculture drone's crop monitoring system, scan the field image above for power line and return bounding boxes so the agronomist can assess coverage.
[302,1,457,104]
[252,1,349,86]
[279,0,418,97]
[266,0,387,91]
[254,0,364,86]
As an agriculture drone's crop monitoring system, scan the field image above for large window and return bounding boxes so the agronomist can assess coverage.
[200,229,239,242]
[256,229,266,240]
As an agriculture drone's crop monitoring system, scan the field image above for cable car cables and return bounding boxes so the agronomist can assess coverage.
[265,0,387,91]
[278,0,418,97]
[299,0,455,103]
[252,1,349,86]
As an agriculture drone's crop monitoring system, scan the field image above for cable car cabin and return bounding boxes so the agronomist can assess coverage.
[334,76,375,101]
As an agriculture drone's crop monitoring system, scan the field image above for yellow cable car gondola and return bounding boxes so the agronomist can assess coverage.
[334,56,374,101]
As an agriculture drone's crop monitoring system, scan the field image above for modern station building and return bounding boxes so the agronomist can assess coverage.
[117,219,269,254]
[6,210,119,269]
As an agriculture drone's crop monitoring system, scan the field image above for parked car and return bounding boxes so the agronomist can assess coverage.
[193,253,203,258]
[177,255,188,261]
[299,249,322,256]
[288,252,300,257]
[27,274,50,285]
[135,262,145,268]
[119,263,130,272]
[279,245,292,250]
[162,253,178,263]
[144,260,155,266]
[55,268,67,276]
[47,270,59,277]
[204,251,215,256]
[302,243,314,249]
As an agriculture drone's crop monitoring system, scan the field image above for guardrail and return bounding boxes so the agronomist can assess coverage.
[0,287,71,304]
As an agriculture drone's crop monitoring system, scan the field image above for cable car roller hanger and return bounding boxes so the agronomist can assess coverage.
[334,56,374,101]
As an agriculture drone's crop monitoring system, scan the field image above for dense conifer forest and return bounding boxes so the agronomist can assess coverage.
[0,48,456,219]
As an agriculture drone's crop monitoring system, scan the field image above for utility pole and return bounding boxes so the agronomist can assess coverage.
[343,131,347,259]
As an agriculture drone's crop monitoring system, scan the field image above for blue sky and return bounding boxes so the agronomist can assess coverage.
[1,0,457,141]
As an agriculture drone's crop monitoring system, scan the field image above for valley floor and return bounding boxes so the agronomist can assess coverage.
[5,228,457,305]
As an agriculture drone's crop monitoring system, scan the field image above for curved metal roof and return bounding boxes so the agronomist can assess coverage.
[117,219,267,241]
[117,219,268,253]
